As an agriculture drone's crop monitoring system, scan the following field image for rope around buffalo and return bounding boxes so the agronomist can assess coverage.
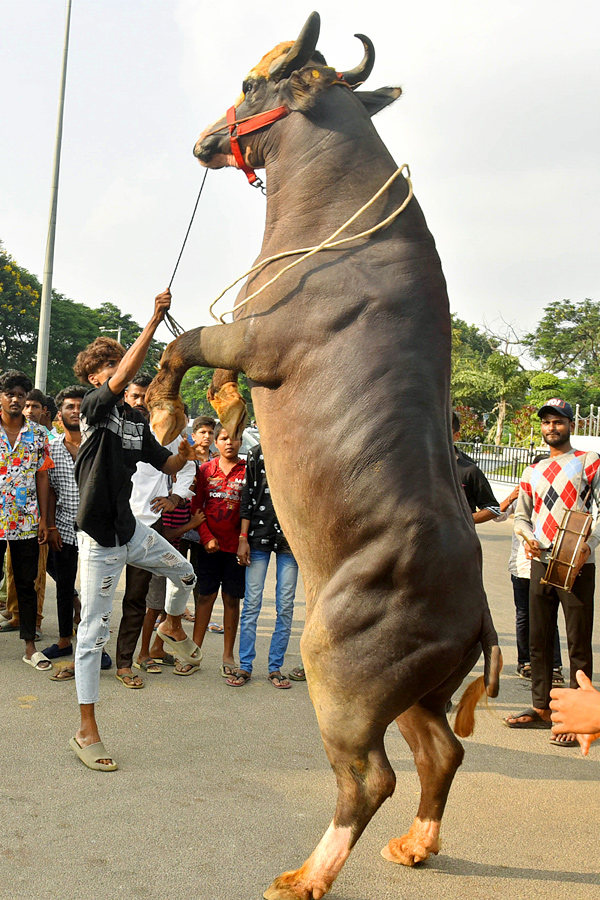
[209,164,413,324]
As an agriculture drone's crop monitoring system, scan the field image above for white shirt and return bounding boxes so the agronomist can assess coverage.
[129,431,195,526]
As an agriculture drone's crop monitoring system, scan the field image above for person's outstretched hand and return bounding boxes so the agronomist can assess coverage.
[550,670,600,756]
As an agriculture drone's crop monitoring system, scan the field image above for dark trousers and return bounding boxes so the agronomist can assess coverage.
[529,559,595,709]
[0,538,39,641]
[115,520,162,669]
[47,544,79,639]
[511,575,562,668]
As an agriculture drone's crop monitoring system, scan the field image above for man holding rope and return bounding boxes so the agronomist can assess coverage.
[70,289,200,771]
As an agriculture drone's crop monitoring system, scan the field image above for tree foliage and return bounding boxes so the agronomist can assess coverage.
[0,242,164,393]
[525,299,600,377]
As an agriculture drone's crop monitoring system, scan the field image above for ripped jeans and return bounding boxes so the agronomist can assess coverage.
[75,522,196,704]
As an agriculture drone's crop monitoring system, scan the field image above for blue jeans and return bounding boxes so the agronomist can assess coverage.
[238,549,298,674]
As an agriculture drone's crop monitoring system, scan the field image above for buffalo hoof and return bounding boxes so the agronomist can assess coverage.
[148,397,187,446]
[209,381,247,440]
[264,871,329,900]
[380,834,439,867]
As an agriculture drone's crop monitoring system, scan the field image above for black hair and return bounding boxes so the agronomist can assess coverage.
[44,395,58,420]
[26,388,47,407]
[183,403,189,418]
[192,415,216,433]
[55,384,88,409]
[126,373,153,391]
[452,411,460,434]
[0,370,33,394]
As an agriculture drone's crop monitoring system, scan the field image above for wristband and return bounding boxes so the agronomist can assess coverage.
[48,527,59,532]
[239,533,248,539]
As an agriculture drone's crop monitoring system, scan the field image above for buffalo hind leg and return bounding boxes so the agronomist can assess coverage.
[264,728,396,900]
[382,702,464,866]
[207,368,247,439]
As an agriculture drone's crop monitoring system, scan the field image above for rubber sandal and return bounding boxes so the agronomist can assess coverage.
[23,651,53,671]
[268,670,292,689]
[69,737,118,772]
[207,621,224,633]
[288,666,306,681]
[226,670,251,687]
[174,662,201,676]
[0,620,19,632]
[50,666,75,681]
[549,735,579,748]
[115,672,144,689]
[133,659,162,674]
[156,628,202,666]
[220,663,238,677]
[504,707,552,729]
[150,653,176,666]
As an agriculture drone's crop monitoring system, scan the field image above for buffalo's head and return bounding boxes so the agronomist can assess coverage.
[194,11,401,174]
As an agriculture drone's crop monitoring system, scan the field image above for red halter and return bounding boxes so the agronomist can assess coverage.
[225,104,289,188]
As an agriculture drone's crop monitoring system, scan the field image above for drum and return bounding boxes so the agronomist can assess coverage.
[541,508,593,592]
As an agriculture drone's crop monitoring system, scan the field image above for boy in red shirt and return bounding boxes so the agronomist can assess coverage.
[177,424,246,675]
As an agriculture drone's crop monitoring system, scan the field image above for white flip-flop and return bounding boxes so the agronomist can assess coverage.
[23,651,53,671]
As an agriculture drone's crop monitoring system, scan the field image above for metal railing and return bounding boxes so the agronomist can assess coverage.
[574,404,600,437]
[455,442,547,484]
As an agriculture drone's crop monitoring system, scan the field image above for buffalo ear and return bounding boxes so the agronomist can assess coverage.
[279,65,338,112]
[355,86,402,117]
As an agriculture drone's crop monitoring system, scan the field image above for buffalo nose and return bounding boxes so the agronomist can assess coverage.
[193,134,221,162]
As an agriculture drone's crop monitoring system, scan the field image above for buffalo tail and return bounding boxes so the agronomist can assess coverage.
[453,607,502,738]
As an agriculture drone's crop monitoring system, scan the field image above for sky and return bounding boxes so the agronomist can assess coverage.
[1,0,598,350]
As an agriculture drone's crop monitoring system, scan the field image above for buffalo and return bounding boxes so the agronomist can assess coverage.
[147,11,500,900]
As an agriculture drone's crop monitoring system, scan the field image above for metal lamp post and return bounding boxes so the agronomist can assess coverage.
[35,0,72,391]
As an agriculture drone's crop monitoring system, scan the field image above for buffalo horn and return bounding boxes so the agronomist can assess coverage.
[268,11,321,81]
[340,33,375,86]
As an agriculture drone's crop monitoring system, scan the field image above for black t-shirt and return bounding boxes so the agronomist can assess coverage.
[239,444,291,553]
[455,448,500,515]
[75,381,171,546]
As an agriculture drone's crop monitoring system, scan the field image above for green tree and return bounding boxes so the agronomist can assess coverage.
[525,299,600,377]
[486,352,529,445]
[0,241,165,393]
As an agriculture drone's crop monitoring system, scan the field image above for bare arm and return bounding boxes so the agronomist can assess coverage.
[237,517,251,566]
[162,510,206,543]
[472,508,498,524]
[161,439,196,476]
[46,485,62,551]
[107,289,171,395]
[36,469,50,544]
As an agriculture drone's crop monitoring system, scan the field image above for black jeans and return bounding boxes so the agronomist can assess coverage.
[511,575,562,668]
[0,538,39,641]
[47,544,79,639]
[529,560,595,709]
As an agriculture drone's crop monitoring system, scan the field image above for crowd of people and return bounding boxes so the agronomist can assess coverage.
[1,289,598,771]
[0,290,302,771]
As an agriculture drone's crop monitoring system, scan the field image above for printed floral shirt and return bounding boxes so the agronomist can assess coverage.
[0,420,53,540]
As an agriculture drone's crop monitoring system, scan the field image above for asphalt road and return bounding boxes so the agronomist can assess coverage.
[1,519,599,900]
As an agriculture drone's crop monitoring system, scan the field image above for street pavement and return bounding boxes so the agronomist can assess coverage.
[0,519,599,900]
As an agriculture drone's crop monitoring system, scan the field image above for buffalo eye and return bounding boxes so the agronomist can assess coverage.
[243,79,254,97]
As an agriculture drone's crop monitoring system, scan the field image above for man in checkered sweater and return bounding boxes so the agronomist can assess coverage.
[506,398,600,747]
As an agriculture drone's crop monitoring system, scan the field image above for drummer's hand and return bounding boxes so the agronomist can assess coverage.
[524,539,541,560]
[575,542,591,575]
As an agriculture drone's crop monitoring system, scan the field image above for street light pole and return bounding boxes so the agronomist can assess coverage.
[35,0,72,391]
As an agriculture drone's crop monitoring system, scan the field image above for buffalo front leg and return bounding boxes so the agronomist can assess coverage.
[146,321,248,445]
[207,368,248,441]
[264,704,396,899]
[382,703,464,866]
